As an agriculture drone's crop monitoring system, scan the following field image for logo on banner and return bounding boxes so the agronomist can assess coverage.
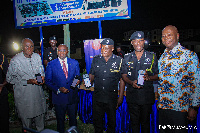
[92,41,101,50]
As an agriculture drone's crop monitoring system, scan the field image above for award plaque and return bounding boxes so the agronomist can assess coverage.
[137,70,145,86]
[35,73,42,84]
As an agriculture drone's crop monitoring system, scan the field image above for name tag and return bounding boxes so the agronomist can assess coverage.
[110,69,119,72]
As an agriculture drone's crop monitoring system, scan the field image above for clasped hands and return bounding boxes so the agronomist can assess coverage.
[27,76,45,85]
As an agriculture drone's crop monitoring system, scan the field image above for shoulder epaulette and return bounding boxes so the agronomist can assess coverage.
[93,54,100,58]
[124,53,131,56]
[149,52,154,54]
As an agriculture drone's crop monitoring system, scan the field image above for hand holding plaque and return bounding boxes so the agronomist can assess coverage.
[71,75,80,90]
[83,74,93,89]
[137,70,145,87]
[35,73,42,84]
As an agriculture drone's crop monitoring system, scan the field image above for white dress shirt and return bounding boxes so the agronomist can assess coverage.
[58,57,68,71]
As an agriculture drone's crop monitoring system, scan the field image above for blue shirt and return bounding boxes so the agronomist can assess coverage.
[158,43,200,112]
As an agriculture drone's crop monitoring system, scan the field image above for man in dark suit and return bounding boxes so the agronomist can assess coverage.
[45,44,81,133]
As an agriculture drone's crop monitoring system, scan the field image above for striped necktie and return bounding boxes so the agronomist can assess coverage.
[62,60,68,79]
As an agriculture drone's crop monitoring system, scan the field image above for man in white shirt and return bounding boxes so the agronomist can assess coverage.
[6,38,46,132]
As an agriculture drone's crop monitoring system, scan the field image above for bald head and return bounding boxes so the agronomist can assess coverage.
[162,25,179,51]
[58,44,68,49]
[57,44,68,60]
[22,38,34,45]
[162,25,178,34]
[22,38,34,58]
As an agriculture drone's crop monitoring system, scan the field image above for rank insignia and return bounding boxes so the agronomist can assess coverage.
[112,62,117,69]
[145,58,151,62]
[127,61,134,65]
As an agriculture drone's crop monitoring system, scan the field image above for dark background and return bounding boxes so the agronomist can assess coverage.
[0,0,199,55]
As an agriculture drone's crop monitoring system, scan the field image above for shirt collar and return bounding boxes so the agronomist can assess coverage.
[50,47,57,51]
[132,50,146,58]
[164,43,181,54]
[112,54,115,58]
[58,57,67,64]
[100,53,115,58]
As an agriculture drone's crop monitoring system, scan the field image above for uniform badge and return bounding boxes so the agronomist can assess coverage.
[112,62,117,69]
[127,61,134,65]
[138,33,141,38]
[145,58,151,62]
[49,57,52,60]
[128,72,131,76]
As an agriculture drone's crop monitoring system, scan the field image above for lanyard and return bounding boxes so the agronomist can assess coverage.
[146,54,154,73]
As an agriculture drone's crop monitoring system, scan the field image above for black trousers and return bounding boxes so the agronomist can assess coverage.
[55,103,77,133]
[127,103,152,133]
[93,100,117,133]
[159,109,188,133]
[0,87,9,133]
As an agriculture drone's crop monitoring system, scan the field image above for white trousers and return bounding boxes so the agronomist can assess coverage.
[21,113,45,132]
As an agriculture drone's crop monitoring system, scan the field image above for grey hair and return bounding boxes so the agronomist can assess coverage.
[21,38,34,50]
[21,38,34,46]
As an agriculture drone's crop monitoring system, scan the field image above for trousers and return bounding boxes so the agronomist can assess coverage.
[21,113,45,132]
[93,100,117,133]
[159,109,188,133]
[54,103,77,133]
[127,103,152,133]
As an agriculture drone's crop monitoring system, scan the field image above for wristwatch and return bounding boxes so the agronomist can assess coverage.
[57,89,61,95]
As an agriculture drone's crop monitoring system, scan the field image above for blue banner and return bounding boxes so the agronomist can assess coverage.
[13,0,131,29]
[84,39,103,74]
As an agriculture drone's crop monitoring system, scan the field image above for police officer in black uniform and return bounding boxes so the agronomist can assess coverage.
[122,31,159,133]
[43,36,58,67]
[89,38,125,133]
[44,36,58,109]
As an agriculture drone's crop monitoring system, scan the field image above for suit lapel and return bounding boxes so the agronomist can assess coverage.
[67,57,72,80]
[56,58,66,80]
[56,58,74,82]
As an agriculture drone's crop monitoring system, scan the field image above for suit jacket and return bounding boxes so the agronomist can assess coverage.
[45,57,80,105]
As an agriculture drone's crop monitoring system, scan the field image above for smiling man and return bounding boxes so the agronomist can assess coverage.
[44,36,58,109]
[44,36,58,67]
[6,38,46,132]
[45,44,81,133]
[157,25,200,133]
[122,31,159,133]
[89,38,125,133]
